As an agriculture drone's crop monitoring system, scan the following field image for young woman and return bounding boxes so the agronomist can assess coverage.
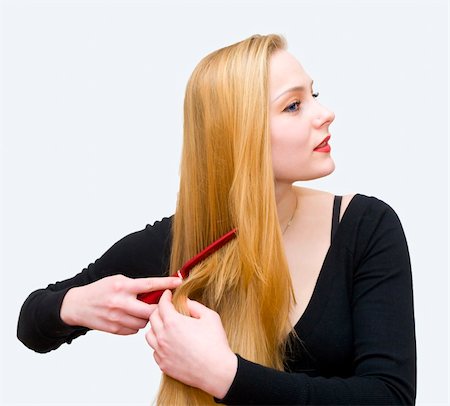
[17,34,416,405]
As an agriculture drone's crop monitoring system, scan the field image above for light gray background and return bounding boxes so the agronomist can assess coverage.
[1,0,448,405]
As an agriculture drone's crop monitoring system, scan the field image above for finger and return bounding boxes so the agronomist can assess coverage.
[186,298,208,319]
[153,350,161,367]
[157,290,177,322]
[147,304,158,316]
[128,277,182,294]
[117,327,139,335]
[123,299,157,320]
[105,324,139,335]
[145,327,158,350]
[110,313,149,331]
[149,308,164,335]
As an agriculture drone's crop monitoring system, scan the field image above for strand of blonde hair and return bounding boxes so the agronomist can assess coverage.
[156,34,295,406]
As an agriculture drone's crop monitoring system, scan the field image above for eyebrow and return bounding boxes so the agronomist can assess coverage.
[272,80,314,103]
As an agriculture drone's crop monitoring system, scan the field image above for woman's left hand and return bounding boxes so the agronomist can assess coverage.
[145,290,238,399]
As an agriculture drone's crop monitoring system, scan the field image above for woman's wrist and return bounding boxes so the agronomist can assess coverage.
[60,287,80,326]
[202,350,238,399]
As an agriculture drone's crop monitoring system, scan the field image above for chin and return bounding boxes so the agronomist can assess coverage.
[320,160,336,177]
[276,159,336,182]
[299,160,336,181]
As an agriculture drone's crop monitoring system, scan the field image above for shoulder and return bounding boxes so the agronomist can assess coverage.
[294,187,400,220]
[298,188,406,245]
[345,194,401,224]
[293,187,395,221]
[111,215,173,248]
[93,215,174,276]
[338,194,408,260]
[143,215,174,239]
[122,215,174,256]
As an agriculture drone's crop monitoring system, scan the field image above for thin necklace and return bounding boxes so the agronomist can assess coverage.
[282,194,298,235]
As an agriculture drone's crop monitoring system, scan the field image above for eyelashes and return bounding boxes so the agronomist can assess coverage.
[284,91,320,113]
[284,101,301,113]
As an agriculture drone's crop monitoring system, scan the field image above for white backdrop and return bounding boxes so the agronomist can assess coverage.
[1,0,448,405]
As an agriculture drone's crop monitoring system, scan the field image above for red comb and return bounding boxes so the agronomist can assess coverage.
[137,228,237,304]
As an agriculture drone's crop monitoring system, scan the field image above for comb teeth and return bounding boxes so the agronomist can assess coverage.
[137,228,237,304]
[179,228,237,278]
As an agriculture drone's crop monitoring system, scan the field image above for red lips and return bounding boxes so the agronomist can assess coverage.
[314,135,331,153]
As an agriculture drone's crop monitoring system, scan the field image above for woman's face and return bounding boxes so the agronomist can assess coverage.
[269,50,335,183]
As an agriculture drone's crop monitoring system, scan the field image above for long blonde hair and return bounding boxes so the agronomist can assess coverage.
[157,34,294,405]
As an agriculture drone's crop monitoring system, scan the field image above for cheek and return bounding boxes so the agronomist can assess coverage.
[270,119,310,163]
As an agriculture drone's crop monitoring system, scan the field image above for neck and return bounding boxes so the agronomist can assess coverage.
[274,181,298,232]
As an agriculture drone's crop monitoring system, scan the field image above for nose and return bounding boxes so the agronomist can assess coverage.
[312,103,335,129]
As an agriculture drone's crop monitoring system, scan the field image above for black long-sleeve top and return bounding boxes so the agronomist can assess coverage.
[17,194,416,405]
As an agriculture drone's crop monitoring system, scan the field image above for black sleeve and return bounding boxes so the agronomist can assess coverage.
[217,202,416,405]
[17,216,173,354]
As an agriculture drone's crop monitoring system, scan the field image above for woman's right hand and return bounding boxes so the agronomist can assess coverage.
[60,275,182,335]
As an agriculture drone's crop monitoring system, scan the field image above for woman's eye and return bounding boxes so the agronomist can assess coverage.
[284,101,301,113]
[283,92,318,113]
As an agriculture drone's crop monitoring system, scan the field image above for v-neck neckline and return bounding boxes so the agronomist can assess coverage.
[291,194,361,336]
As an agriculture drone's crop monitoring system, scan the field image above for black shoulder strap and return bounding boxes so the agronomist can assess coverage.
[331,195,342,243]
